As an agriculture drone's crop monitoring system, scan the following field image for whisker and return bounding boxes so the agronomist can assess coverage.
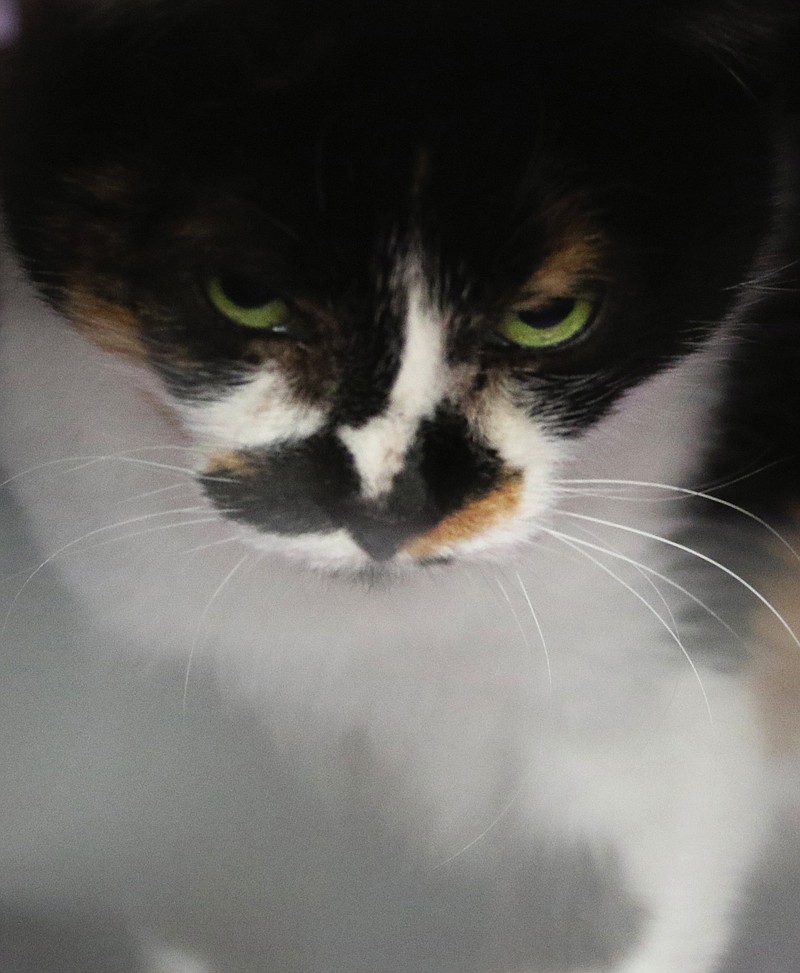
[431,784,525,871]
[705,46,755,100]
[2,444,208,473]
[556,477,800,564]
[541,525,741,644]
[515,571,553,692]
[118,483,193,505]
[1,447,235,488]
[181,534,245,558]
[0,506,214,643]
[569,522,682,642]
[691,458,787,496]
[559,456,787,500]
[107,454,235,484]
[541,525,714,722]
[182,553,252,716]
[555,510,800,653]
[554,486,643,500]
[0,455,107,490]
[725,255,800,290]
[109,456,209,478]
[0,515,234,589]
[70,516,233,556]
[496,576,540,685]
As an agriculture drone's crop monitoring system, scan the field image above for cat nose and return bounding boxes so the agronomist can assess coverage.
[340,491,442,561]
[334,408,505,561]
[332,458,442,560]
[347,518,426,561]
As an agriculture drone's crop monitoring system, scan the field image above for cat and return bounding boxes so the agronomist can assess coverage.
[1,1,800,971]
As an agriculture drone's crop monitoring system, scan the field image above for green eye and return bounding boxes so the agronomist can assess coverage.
[494,297,596,350]
[207,274,298,334]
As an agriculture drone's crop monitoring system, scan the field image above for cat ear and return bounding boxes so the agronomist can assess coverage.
[658,0,799,99]
[667,0,798,63]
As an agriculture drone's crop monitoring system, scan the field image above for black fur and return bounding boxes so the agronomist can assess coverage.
[1,0,799,544]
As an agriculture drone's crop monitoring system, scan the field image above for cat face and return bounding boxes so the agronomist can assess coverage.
[1,0,791,569]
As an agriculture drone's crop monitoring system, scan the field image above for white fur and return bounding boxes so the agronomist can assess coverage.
[339,282,446,498]
[0,260,795,972]
[181,367,326,451]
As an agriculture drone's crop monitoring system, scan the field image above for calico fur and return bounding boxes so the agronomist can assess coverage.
[1,2,800,971]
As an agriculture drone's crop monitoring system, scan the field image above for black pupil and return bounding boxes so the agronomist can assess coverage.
[219,273,275,309]
[517,298,576,329]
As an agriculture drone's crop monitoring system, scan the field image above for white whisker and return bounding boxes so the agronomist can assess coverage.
[0,446,201,483]
[556,477,800,563]
[181,534,245,558]
[432,784,524,871]
[71,516,231,556]
[542,525,714,722]
[515,571,552,691]
[0,455,107,490]
[540,526,742,644]
[568,522,682,642]
[118,483,193,505]
[109,456,207,478]
[1,445,236,490]
[496,577,537,680]
[726,255,800,290]
[0,506,214,643]
[556,509,800,653]
[182,553,251,716]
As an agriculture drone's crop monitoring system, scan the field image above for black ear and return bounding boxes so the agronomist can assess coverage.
[663,0,799,85]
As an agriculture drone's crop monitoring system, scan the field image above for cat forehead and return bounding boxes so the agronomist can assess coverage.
[8,0,787,414]
[62,175,604,354]
[19,0,721,303]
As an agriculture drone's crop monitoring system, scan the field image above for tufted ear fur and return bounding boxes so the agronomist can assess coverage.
[664,0,799,95]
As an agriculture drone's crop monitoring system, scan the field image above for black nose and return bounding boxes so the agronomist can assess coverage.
[345,506,441,560]
[338,479,442,560]
[347,521,421,561]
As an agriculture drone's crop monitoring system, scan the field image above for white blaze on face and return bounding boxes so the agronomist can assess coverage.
[339,282,447,499]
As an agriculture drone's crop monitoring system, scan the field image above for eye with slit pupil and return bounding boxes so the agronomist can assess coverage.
[493,297,595,350]
[207,274,311,339]
[217,274,275,309]
[516,299,576,330]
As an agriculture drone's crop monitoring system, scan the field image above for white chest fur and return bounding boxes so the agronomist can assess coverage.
[0,261,793,973]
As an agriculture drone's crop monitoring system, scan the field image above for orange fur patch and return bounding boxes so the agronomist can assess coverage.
[66,284,147,361]
[529,234,605,298]
[405,474,524,558]
[524,202,607,299]
[204,451,256,478]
